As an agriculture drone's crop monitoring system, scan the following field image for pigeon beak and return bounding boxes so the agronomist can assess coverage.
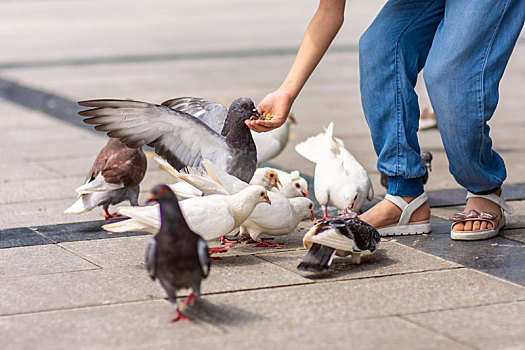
[273,177,282,190]
[264,194,271,205]
[301,190,309,198]
[250,108,261,120]
[310,210,315,221]
[146,193,158,204]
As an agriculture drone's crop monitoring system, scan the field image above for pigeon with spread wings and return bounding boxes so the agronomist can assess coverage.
[79,97,262,182]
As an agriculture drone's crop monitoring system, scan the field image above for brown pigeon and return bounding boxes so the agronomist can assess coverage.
[64,137,147,219]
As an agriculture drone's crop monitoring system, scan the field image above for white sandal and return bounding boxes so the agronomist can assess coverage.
[377,193,432,236]
[450,191,514,241]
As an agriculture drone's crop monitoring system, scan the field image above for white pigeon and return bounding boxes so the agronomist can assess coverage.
[272,168,309,198]
[154,155,281,198]
[252,114,296,164]
[103,185,271,252]
[201,161,315,246]
[295,122,374,219]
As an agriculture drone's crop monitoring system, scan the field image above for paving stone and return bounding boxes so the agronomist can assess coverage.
[0,244,98,278]
[257,240,461,281]
[405,301,525,350]
[181,316,470,350]
[0,176,88,204]
[0,163,58,184]
[60,236,152,268]
[202,254,311,295]
[0,226,51,248]
[191,268,525,328]
[34,219,148,243]
[0,198,106,229]
[501,228,525,244]
[0,266,164,315]
[0,300,222,350]
[394,231,525,286]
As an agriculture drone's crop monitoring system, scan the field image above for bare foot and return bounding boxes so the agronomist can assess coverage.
[358,195,430,228]
[452,189,502,232]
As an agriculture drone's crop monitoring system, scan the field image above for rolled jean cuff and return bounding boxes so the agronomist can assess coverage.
[386,176,424,197]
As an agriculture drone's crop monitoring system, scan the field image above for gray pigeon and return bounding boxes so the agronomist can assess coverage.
[64,137,147,219]
[145,184,210,323]
[380,150,433,189]
[79,97,262,182]
[297,215,380,273]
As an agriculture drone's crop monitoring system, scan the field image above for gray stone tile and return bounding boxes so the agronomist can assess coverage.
[199,269,525,326]
[394,230,525,286]
[181,316,470,350]
[60,236,152,268]
[202,254,311,295]
[0,300,222,350]
[0,163,57,184]
[0,198,104,229]
[0,266,164,315]
[257,240,462,281]
[405,301,525,350]
[501,228,525,244]
[0,244,98,278]
[0,226,51,248]
[0,176,88,204]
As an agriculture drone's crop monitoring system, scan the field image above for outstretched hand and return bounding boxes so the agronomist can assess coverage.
[245,90,293,133]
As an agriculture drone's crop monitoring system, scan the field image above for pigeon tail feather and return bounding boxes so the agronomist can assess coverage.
[297,243,335,273]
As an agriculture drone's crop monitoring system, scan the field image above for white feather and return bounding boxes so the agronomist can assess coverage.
[295,122,373,213]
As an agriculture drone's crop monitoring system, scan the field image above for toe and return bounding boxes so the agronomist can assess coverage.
[453,222,465,231]
[472,220,481,231]
[464,221,473,231]
[480,220,488,230]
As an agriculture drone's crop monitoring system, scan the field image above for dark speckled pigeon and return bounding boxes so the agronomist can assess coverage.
[145,184,210,323]
[64,137,147,219]
[297,214,380,273]
[78,97,262,182]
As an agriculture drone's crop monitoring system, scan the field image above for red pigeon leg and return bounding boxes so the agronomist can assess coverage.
[220,236,239,244]
[253,238,283,247]
[101,206,121,220]
[208,244,235,255]
[181,293,197,309]
[170,308,194,323]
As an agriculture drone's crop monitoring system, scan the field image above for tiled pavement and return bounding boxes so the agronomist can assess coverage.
[1,1,525,349]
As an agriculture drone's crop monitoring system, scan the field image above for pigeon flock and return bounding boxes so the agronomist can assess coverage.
[65,96,412,322]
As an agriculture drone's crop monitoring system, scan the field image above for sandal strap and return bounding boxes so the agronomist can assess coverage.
[466,191,514,214]
[384,192,428,226]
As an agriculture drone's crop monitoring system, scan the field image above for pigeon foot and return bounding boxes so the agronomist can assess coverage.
[101,211,121,220]
[220,236,239,244]
[208,245,234,255]
[253,238,283,248]
[171,308,194,323]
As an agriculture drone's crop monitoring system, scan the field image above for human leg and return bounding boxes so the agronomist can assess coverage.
[424,0,525,235]
[359,0,444,229]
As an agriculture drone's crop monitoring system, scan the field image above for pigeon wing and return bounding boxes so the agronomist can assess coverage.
[161,97,228,134]
[145,237,158,280]
[79,99,232,171]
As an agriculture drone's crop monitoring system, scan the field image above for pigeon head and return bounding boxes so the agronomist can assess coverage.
[289,171,309,198]
[264,169,281,190]
[421,150,433,171]
[341,183,361,211]
[229,97,261,123]
[147,184,187,228]
[244,185,271,205]
[290,197,315,221]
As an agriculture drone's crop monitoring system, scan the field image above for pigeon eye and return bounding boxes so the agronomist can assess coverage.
[242,104,248,109]
[309,204,313,209]
[295,183,301,188]
[260,192,265,197]
[269,173,274,178]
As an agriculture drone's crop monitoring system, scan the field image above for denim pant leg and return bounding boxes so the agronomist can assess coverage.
[359,0,445,197]
[423,0,525,195]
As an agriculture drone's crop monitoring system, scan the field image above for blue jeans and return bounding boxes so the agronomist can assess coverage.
[359,0,525,197]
